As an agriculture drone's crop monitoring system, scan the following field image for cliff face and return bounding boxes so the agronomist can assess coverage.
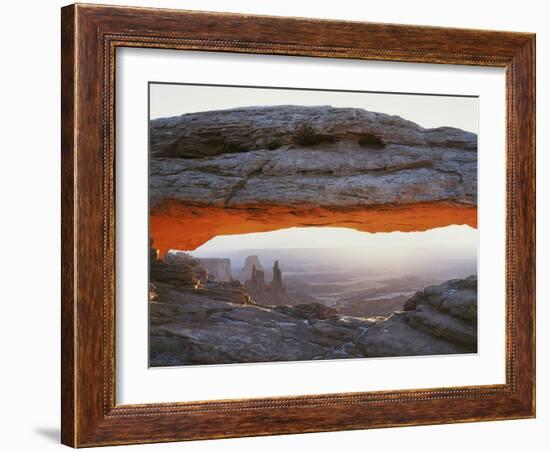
[241,255,265,275]
[196,258,232,282]
[150,105,476,160]
[244,260,296,306]
[150,249,207,288]
[149,106,477,254]
[359,276,477,356]
[244,265,266,293]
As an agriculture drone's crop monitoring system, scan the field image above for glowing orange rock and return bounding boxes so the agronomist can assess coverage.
[150,202,477,257]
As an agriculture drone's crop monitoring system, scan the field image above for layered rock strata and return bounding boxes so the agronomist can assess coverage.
[150,248,207,289]
[149,254,478,366]
[360,276,477,356]
[149,106,477,254]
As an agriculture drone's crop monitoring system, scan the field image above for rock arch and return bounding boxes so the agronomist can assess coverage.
[149,106,477,255]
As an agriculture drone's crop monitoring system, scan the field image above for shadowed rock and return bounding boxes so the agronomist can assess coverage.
[244,265,266,293]
[149,270,478,366]
[150,249,207,288]
[150,105,477,209]
[151,105,477,159]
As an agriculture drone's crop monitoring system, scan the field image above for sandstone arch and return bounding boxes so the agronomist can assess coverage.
[149,106,477,255]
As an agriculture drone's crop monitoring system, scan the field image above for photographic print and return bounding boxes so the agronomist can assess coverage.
[148,83,478,367]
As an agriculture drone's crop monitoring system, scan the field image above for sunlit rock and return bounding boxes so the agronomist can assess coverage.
[149,106,477,254]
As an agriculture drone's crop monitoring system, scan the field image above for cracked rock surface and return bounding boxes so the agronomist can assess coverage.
[149,274,477,366]
[150,105,477,210]
[361,276,477,356]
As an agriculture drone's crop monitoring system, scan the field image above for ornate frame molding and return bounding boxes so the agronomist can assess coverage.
[62,4,535,447]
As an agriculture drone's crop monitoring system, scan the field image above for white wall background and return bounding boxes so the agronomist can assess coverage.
[0,1,546,451]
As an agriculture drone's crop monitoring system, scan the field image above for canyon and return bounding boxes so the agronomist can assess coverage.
[148,105,478,366]
[149,249,477,366]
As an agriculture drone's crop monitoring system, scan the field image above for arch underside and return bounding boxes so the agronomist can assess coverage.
[150,201,477,256]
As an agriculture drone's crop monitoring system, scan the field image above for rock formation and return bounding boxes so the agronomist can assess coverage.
[273,303,339,321]
[241,255,265,275]
[150,279,376,366]
[149,106,477,254]
[149,273,478,366]
[196,258,232,282]
[149,246,252,307]
[272,260,284,291]
[150,247,207,288]
[244,261,296,306]
[359,276,477,356]
[244,265,266,293]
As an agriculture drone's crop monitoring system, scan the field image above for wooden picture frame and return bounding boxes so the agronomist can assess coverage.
[61,3,536,447]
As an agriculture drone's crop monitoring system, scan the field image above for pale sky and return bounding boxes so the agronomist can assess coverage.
[192,225,477,261]
[150,83,478,133]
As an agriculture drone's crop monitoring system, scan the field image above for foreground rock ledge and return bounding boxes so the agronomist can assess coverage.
[149,106,478,253]
[149,274,478,366]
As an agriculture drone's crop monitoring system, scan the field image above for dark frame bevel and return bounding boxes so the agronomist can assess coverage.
[61,3,536,447]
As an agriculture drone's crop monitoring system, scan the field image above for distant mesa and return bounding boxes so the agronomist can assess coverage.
[153,250,234,285]
[150,247,207,289]
[272,260,284,292]
[241,255,265,275]
[149,244,253,306]
[196,258,232,282]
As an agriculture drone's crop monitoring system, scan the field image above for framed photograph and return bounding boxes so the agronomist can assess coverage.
[61,3,536,447]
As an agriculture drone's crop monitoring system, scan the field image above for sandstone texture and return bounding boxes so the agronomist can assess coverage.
[360,276,477,356]
[149,250,478,365]
[149,281,373,366]
[150,250,207,288]
[149,106,477,253]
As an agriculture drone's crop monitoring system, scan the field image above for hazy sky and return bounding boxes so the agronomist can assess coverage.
[191,225,477,261]
[150,83,478,133]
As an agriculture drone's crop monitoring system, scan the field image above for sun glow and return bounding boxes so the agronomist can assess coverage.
[189,225,477,261]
